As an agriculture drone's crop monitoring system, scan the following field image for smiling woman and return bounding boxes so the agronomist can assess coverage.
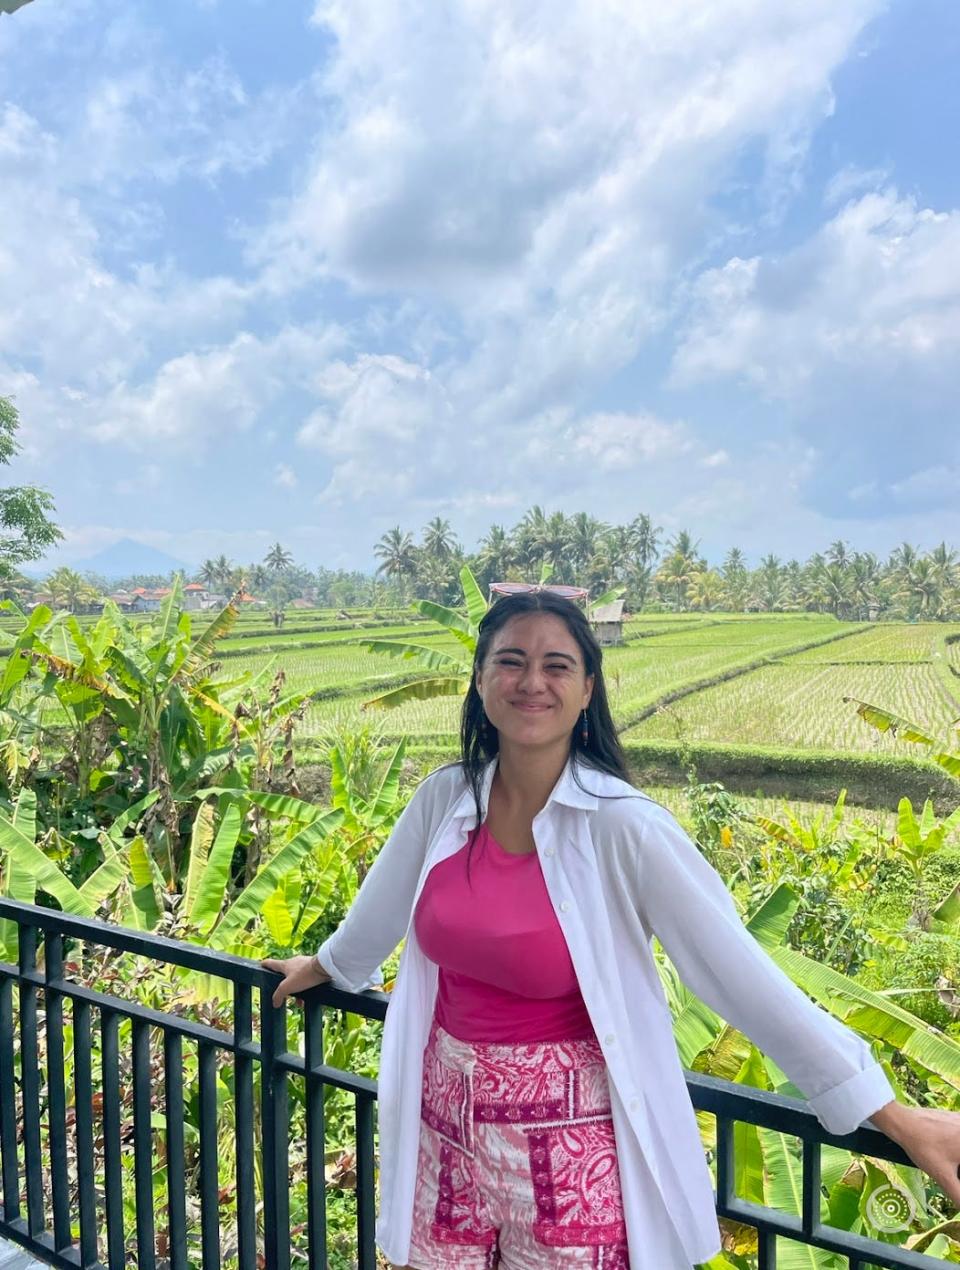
[260,590,950,1270]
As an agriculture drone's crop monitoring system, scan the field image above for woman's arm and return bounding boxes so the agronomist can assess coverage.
[633,803,896,1135]
[262,768,444,1001]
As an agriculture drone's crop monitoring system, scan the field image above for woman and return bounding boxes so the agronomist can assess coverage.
[265,590,960,1269]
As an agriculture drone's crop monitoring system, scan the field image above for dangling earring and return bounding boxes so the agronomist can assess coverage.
[481,714,488,739]
[581,709,589,745]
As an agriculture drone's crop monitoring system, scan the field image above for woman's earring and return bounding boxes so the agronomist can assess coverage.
[481,714,488,739]
[581,709,589,744]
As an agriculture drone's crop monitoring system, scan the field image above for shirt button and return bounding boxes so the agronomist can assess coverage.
[544,848,555,858]
[559,901,570,913]
[630,1097,641,1112]
[604,1032,616,1045]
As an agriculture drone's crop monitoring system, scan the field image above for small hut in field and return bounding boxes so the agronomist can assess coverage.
[589,598,625,646]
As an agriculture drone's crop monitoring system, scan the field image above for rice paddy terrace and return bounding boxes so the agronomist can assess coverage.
[210,610,960,759]
[3,606,958,805]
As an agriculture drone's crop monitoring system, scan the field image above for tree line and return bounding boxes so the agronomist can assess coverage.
[372,510,960,620]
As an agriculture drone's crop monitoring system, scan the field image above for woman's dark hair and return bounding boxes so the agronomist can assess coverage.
[459,590,632,825]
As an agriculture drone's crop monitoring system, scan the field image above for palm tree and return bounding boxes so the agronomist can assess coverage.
[568,513,606,580]
[475,525,517,586]
[848,553,880,620]
[630,514,662,571]
[810,562,852,618]
[198,558,219,589]
[825,540,851,569]
[46,567,98,613]
[421,517,459,561]
[212,554,234,592]
[687,570,726,611]
[247,563,271,593]
[897,559,944,619]
[374,527,418,600]
[514,506,550,574]
[721,548,749,612]
[264,542,293,573]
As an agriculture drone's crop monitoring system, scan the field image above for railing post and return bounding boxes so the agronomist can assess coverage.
[101,1009,125,1268]
[0,973,19,1225]
[303,997,326,1270]
[44,932,71,1252]
[234,983,256,1270]
[163,1029,189,1270]
[17,924,44,1239]
[72,998,97,1267]
[260,986,290,1270]
[132,1017,157,1270]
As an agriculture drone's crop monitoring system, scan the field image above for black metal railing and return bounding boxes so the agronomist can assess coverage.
[0,897,951,1270]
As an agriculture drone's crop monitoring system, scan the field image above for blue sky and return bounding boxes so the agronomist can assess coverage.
[1,0,958,573]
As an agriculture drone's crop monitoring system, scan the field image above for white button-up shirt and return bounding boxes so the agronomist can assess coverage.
[317,756,895,1269]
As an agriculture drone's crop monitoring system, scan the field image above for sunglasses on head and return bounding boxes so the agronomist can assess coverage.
[489,583,588,600]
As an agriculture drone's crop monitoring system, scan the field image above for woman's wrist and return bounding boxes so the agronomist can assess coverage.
[869,1099,912,1141]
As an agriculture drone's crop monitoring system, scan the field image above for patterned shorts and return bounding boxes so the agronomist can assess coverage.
[406,1021,630,1269]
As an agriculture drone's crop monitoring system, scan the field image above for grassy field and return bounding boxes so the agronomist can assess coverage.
[624,622,960,755]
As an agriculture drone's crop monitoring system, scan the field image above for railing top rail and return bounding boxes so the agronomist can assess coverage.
[0,898,389,1022]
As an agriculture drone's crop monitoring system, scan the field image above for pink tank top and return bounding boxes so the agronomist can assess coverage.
[413,822,595,1043]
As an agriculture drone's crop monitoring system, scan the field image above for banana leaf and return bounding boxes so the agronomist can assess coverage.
[362,640,467,673]
[188,804,243,936]
[774,946,960,1089]
[127,834,162,930]
[209,808,343,947]
[459,565,488,629]
[362,675,469,710]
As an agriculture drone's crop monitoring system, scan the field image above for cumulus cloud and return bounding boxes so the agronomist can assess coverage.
[253,0,885,429]
[671,186,960,515]
[673,188,960,391]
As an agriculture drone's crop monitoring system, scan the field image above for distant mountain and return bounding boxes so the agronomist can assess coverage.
[58,538,190,581]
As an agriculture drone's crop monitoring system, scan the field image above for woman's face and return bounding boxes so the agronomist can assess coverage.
[475,612,594,751]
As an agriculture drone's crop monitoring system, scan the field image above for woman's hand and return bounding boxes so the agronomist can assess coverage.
[872,1100,960,1208]
[261,954,332,1008]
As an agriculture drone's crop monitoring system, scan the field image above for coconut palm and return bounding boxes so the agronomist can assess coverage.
[374,527,418,600]
[46,567,94,612]
[264,542,293,573]
[897,558,944,619]
[475,524,517,585]
[211,554,234,592]
[421,517,459,561]
[825,539,851,569]
[687,569,726,612]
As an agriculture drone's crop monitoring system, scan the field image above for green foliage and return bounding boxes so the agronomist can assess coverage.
[0,395,63,572]
[362,563,483,708]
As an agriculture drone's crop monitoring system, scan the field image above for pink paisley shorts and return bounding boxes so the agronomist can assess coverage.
[407,1020,630,1269]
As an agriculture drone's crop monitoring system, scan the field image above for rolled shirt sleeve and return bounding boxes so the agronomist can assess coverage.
[636,804,896,1136]
[316,774,433,993]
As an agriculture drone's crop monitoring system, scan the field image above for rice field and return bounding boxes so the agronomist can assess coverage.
[624,659,959,754]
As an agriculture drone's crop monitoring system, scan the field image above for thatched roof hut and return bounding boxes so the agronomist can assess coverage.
[589,598,625,646]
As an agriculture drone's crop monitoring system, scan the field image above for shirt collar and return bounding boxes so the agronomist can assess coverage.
[450,752,599,823]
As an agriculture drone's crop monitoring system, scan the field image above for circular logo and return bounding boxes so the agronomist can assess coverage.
[864,1181,918,1233]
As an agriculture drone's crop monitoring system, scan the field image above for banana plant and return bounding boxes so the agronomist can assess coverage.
[0,787,154,959]
[892,797,960,879]
[658,882,960,1261]
[361,564,486,709]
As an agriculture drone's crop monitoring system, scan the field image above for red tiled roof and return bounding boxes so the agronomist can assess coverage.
[185,583,205,591]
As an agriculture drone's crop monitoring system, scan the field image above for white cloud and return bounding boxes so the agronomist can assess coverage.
[273,463,298,489]
[672,188,960,393]
[89,325,344,449]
